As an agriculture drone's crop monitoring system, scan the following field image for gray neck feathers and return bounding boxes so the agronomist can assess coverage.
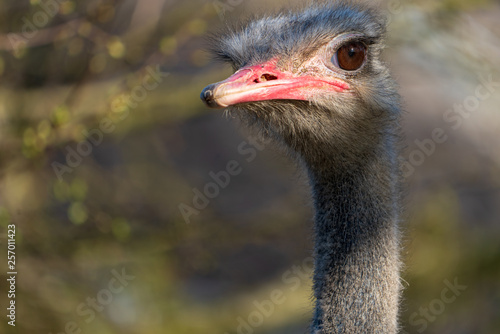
[307,135,401,333]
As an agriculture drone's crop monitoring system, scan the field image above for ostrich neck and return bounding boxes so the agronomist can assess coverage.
[307,144,401,333]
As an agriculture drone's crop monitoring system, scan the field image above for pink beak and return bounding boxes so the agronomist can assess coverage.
[201,59,349,109]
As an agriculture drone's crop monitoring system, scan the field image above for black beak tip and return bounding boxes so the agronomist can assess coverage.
[200,84,222,109]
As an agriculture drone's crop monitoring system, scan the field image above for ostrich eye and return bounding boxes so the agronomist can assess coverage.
[332,42,366,71]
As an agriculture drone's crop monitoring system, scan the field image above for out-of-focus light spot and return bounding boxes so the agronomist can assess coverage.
[37,120,52,140]
[68,202,88,225]
[160,37,177,56]
[111,94,129,116]
[53,181,70,202]
[191,49,209,67]
[60,1,75,15]
[30,0,40,5]
[34,120,52,152]
[0,57,4,76]
[108,295,137,325]
[112,218,131,241]
[70,178,88,201]
[107,37,126,59]
[97,5,115,23]
[23,128,37,147]
[188,19,207,36]
[90,53,107,73]
[68,37,84,56]
[55,27,74,44]
[13,45,27,59]
[52,105,70,126]
[78,22,92,37]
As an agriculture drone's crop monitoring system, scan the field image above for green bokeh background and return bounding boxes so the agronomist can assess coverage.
[0,0,499,333]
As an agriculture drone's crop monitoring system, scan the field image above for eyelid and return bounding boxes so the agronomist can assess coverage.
[322,32,368,74]
[327,32,366,51]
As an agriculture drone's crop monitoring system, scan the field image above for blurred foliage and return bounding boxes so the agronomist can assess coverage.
[0,1,499,334]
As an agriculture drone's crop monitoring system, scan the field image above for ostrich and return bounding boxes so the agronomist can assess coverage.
[200,1,402,333]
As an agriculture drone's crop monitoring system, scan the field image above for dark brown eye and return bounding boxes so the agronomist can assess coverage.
[333,42,366,71]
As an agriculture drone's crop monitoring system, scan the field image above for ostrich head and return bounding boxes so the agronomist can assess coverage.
[200,3,403,332]
[201,1,400,171]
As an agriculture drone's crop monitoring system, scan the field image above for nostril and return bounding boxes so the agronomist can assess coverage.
[261,74,278,81]
[254,73,278,83]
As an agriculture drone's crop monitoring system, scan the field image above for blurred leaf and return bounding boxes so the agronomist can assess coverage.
[70,178,88,201]
[112,218,131,242]
[68,201,88,225]
[107,37,126,59]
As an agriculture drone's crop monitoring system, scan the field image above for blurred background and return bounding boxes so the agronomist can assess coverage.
[0,0,499,333]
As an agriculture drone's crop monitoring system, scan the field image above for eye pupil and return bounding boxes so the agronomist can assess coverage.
[335,42,366,71]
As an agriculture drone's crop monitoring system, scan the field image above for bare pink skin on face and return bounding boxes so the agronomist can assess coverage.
[203,58,350,108]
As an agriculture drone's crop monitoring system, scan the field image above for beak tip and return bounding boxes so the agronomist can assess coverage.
[200,84,223,109]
